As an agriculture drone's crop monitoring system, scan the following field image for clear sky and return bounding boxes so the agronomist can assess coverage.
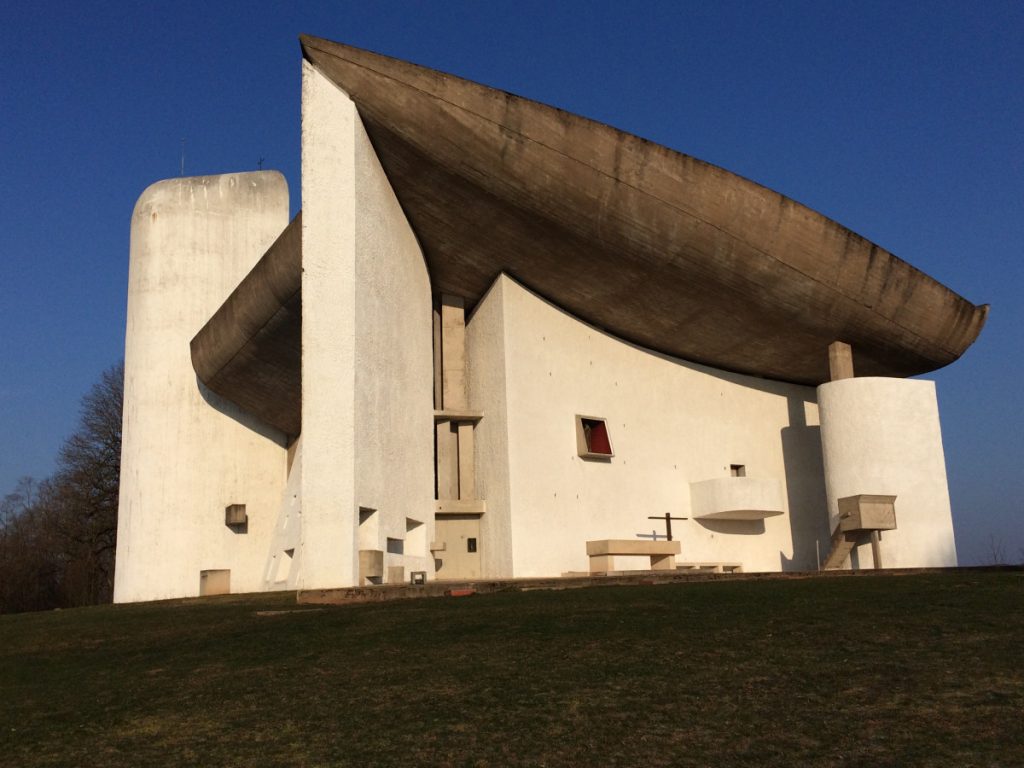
[1,1,1021,563]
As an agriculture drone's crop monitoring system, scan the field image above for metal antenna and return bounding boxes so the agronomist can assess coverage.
[180,138,185,176]
[258,156,265,171]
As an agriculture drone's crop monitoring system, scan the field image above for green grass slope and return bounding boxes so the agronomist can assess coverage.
[1,572,1022,767]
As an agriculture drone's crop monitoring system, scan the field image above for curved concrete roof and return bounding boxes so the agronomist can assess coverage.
[192,36,987,435]
[300,36,985,383]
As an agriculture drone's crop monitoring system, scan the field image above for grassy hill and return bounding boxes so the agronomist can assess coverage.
[1,571,1022,767]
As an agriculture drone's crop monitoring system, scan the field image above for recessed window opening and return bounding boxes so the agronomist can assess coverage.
[272,548,294,583]
[386,537,404,555]
[406,518,426,556]
[730,464,746,477]
[200,569,230,596]
[576,415,614,458]
[358,507,379,550]
[467,537,478,553]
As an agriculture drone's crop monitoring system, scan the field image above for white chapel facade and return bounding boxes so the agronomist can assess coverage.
[113,37,985,603]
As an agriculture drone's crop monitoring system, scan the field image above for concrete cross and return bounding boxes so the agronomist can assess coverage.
[648,513,687,541]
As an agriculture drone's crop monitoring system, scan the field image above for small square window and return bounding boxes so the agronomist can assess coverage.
[730,464,746,477]
[575,415,614,459]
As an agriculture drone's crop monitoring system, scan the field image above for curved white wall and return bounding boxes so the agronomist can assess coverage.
[114,172,290,602]
[818,377,957,567]
[299,63,434,590]
[467,275,830,576]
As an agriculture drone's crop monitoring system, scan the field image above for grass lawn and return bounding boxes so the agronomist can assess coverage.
[1,571,1022,767]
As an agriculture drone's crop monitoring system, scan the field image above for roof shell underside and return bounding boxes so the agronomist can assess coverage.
[190,36,988,436]
[298,36,986,385]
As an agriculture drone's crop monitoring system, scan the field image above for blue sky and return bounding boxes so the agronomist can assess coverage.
[1,1,1021,563]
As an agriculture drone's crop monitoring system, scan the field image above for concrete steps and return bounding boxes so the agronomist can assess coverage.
[822,529,859,570]
[676,562,744,573]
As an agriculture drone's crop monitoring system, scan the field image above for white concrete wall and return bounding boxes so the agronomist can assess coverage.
[299,62,434,589]
[467,275,830,576]
[818,377,957,567]
[115,172,290,603]
[352,78,435,582]
[464,278,515,577]
[300,61,359,589]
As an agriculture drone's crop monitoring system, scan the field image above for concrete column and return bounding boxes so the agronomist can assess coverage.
[436,293,475,502]
[441,295,468,409]
[433,302,444,410]
[458,421,476,500]
[870,530,883,569]
[436,422,459,500]
[828,341,854,381]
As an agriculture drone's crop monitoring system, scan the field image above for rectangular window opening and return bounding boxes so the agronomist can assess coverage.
[406,517,426,556]
[271,549,294,584]
[576,415,614,459]
[467,537,478,553]
[386,537,404,555]
[730,464,746,477]
[199,569,231,596]
[358,507,379,550]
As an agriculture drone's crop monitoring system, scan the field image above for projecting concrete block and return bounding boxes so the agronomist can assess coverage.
[838,494,897,532]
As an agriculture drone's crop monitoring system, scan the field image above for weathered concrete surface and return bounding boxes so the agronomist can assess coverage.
[115,171,290,603]
[301,35,987,386]
[190,37,987,434]
[297,62,435,591]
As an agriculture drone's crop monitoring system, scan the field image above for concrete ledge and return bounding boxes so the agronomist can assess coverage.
[586,539,681,556]
[436,499,486,514]
[676,562,744,573]
[434,410,484,423]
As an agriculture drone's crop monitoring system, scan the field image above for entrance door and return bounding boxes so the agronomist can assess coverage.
[434,515,481,580]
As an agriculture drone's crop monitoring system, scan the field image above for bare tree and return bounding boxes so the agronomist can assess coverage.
[47,362,123,603]
[0,477,62,613]
[0,362,122,612]
[984,533,1008,566]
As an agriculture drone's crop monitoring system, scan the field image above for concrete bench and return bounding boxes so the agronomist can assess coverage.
[675,562,743,573]
[586,539,681,573]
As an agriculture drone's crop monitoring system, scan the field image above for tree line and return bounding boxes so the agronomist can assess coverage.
[0,363,122,613]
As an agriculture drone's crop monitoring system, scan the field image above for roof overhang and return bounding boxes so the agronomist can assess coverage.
[191,214,302,436]
[190,36,988,436]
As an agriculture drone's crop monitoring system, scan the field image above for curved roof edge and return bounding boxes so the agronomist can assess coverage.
[300,35,987,385]
[190,36,988,437]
